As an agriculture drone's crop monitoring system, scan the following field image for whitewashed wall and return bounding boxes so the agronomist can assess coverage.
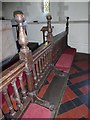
[68,23,88,53]
[27,23,65,44]
[2,2,61,22]
[64,2,88,53]
[88,2,90,53]
[1,20,18,62]
[2,2,89,53]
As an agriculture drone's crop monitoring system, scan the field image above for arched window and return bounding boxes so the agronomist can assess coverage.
[42,0,50,14]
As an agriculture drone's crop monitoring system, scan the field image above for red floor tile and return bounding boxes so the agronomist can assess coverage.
[88,110,90,119]
[38,84,49,98]
[65,87,77,99]
[70,74,89,84]
[75,61,89,70]
[61,86,77,104]
[61,92,70,104]
[38,72,54,98]
[77,105,88,118]
[79,86,88,94]
[47,72,54,83]
[56,104,88,119]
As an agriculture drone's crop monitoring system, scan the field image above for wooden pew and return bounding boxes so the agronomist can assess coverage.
[0,12,76,119]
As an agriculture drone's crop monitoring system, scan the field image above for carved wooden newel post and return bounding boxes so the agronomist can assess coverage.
[46,15,53,43]
[66,17,69,33]
[65,17,69,46]
[14,12,33,92]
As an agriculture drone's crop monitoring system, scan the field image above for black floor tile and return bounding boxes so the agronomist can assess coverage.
[88,92,90,100]
[69,84,77,91]
[72,97,83,107]
[63,101,75,112]
[58,104,67,115]
[70,69,90,79]
[79,94,88,104]
[85,93,90,109]
[79,117,87,120]
[73,63,82,71]
[73,89,83,96]
[77,80,88,88]
[74,83,83,89]
[67,81,72,86]
[73,80,88,89]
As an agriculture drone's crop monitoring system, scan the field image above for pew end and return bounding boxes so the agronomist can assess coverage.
[0,12,76,119]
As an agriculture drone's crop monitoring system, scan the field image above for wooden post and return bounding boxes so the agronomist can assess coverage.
[46,15,53,43]
[19,73,27,100]
[14,11,33,92]
[40,26,48,43]
[65,17,69,46]
[66,17,69,33]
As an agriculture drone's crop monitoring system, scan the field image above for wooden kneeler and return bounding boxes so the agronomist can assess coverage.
[55,47,76,73]
[22,103,53,118]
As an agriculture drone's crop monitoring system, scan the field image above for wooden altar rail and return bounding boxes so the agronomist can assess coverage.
[33,42,52,89]
[0,12,69,119]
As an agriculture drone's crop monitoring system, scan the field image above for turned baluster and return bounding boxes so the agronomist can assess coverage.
[38,58,42,73]
[36,61,39,77]
[32,64,37,82]
[46,15,53,43]
[46,52,49,66]
[11,80,23,111]
[48,48,52,64]
[41,56,44,70]
[47,51,50,64]
[2,87,15,116]
[33,61,40,89]
[48,49,51,63]
[35,61,40,82]
[48,49,52,65]
[32,63,38,89]
[44,52,48,68]
[19,73,27,99]
[40,57,43,72]
[14,11,33,92]
[42,54,45,69]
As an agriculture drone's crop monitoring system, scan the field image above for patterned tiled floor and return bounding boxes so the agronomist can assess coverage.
[2,53,89,120]
[38,53,89,119]
[56,53,89,119]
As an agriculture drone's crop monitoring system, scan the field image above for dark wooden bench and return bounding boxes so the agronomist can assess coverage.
[0,13,76,119]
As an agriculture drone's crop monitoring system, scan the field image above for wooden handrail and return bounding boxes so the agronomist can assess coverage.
[0,61,25,92]
[33,42,51,61]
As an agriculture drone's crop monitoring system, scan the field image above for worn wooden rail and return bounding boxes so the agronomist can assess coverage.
[0,11,69,119]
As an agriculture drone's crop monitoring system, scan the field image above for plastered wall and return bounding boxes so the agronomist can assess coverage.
[2,2,89,53]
